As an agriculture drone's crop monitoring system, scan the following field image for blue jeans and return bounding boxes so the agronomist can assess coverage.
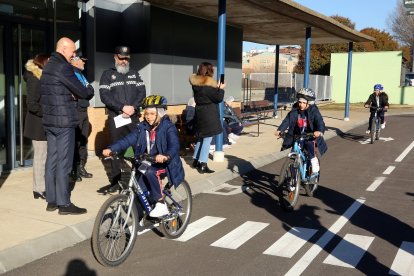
[193,136,213,163]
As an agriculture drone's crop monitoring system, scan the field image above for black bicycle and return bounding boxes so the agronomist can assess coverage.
[367,106,383,144]
[91,154,192,266]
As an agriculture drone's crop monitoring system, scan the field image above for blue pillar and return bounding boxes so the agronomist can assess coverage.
[273,45,280,117]
[214,0,226,160]
[304,27,311,88]
[344,42,353,120]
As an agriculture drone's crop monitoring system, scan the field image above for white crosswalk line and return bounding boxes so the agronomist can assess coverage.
[383,166,395,175]
[263,227,318,257]
[211,221,269,249]
[395,140,414,162]
[389,241,414,275]
[323,234,374,268]
[366,176,386,192]
[175,216,226,242]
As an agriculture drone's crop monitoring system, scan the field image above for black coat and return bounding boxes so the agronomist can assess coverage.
[23,60,46,141]
[99,68,146,118]
[190,75,224,138]
[40,52,94,128]
[364,93,389,108]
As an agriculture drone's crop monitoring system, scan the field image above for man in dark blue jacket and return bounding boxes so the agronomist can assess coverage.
[275,88,327,174]
[99,46,146,192]
[40,37,94,215]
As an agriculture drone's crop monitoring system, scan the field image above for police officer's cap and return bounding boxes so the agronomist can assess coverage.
[74,49,87,61]
[115,46,130,59]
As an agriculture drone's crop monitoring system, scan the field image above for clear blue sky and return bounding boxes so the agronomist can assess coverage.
[243,0,399,51]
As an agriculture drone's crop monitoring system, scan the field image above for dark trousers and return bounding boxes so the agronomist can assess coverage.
[73,110,90,166]
[44,127,75,206]
[138,166,166,202]
[108,115,139,183]
[299,139,316,159]
[368,111,385,130]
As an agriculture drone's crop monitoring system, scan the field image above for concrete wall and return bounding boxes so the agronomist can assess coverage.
[330,51,412,104]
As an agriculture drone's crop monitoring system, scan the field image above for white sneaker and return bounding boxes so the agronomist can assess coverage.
[149,202,169,217]
[381,123,385,129]
[223,144,232,149]
[228,138,236,144]
[311,157,319,173]
[229,133,240,140]
[365,130,371,134]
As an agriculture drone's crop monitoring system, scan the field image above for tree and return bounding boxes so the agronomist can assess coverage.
[389,1,414,47]
[357,28,399,51]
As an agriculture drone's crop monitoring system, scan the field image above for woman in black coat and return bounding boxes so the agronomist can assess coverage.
[23,54,49,200]
[189,62,225,174]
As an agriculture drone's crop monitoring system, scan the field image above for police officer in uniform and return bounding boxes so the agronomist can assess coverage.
[99,46,146,192]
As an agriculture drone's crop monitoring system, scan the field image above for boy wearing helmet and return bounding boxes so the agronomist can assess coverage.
[275,88,327,174]
[364,84,389,133]
[102,95,185,217]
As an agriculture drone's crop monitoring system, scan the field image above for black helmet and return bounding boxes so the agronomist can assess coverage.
[296,88,316,101]
[142,95,167,109]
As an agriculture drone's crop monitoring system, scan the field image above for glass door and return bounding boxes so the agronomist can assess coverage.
[0,25,6,166]
[13,25,48,167]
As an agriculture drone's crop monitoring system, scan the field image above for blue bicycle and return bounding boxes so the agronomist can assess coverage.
[278,133,320,211]
[91,154,192,266]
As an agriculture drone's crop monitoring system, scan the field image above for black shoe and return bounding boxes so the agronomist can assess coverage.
[58,203,87,215]
[78,163,93,178]
[71,170,82,182]
[107,184,120,193]
[197,162,215,174]
[46,203,58,212]
[33,191,46,200]
[192,159,199,168]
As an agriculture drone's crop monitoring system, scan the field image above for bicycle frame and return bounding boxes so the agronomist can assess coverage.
[288,138,319,183]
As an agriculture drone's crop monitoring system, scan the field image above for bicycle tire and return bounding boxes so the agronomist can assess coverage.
[375,119,381,140]
[278,157,300,212]
[92,194,138,267]
[304,157,319,197]
[160,180,192,239]
[370,117,376,144]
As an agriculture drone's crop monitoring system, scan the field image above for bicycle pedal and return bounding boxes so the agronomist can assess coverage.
[289,186,296,192]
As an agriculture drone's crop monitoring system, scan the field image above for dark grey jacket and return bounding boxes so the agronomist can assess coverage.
[40,52,94,128]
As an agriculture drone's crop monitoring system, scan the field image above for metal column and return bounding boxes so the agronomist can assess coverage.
[273,45,280,117]
[344,42,353,121]
[304,27,311,88]
[213,0,226,162]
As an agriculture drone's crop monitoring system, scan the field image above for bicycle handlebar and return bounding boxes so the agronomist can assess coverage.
[105,152,156,165]
[279,132,315,141]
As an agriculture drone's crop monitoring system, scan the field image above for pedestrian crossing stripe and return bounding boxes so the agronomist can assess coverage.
[263,227,318,258]
[323,234,374,268]
[211,221,269,249]
[167,216,414,273]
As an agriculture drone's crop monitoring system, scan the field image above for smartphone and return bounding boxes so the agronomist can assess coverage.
[220,74,225,84]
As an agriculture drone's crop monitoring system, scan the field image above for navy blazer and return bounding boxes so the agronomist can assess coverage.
[109,116,185,187]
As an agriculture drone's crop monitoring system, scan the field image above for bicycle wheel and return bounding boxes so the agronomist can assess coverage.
[278,158,300,212]
[160,180,192,239]
[370,117,376,144]
[92,194,138,267]
[304,157,319,197]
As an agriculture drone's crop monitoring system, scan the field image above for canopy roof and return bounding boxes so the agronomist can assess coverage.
[145,0,374,44]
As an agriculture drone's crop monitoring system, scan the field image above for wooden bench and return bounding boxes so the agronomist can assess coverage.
[233,107,260,137]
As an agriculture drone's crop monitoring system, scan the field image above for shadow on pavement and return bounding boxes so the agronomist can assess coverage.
[64,259,96,276]
[0,172,10,189]
[326,126,366,142]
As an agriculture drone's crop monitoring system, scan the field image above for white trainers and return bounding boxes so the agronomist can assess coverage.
[365,130,371,134]
[228,138,237,144]
[381,123,385,129]
[229,133,240,140]
[149,202,169,217]
[310,157,319,173]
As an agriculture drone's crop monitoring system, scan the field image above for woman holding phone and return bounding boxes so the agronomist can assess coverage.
[189,62,225,174]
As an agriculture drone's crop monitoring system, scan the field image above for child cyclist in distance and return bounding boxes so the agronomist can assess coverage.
[275,88,328,175]
[102,95,185,218]
[364,84,389,134]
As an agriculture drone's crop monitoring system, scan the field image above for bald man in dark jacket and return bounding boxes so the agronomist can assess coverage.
[40,37,94,215]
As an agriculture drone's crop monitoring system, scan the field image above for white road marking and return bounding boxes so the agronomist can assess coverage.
[263,227,318,257]
[389,241,414,275]
[285,198,365,276]
[323,234,374,268]
[175,216,225,242]
[211,221,269,249]
[366,177,386,192]
[395,140,414,162]
[359,137,394,145]
[383,166,396,175]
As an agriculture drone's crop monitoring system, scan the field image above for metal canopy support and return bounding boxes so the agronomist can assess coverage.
[344,42,353,121]
[213,0,226,162]
[304,27,311,88]
[273,45,280,117]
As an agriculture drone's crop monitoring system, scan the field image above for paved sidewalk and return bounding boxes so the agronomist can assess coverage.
[0,108,412,273]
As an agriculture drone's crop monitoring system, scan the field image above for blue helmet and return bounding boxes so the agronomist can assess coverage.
[373,84,383,91]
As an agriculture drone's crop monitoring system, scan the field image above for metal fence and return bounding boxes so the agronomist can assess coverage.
[243,73,332,104]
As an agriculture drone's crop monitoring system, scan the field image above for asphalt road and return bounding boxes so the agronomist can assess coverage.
[5,115,414,276]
